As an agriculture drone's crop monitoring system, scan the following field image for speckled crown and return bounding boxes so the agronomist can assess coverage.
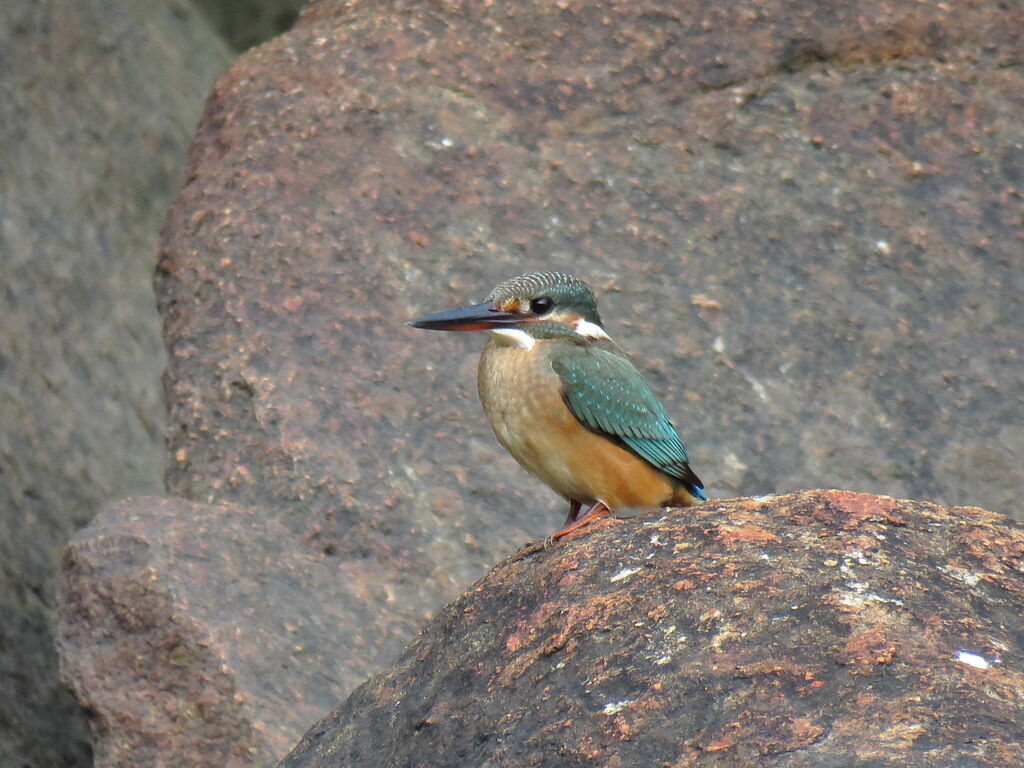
[487,272,602,325]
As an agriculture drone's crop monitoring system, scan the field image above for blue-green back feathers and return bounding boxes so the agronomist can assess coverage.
[550,347,705,499]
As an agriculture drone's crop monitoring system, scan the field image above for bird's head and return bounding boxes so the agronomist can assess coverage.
[408,272,608,346]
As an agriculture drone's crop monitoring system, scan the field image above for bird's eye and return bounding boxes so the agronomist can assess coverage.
[530,297,554,315]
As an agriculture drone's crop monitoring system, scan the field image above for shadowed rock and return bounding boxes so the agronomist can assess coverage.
[190,0,304,51]
[57,0,1023,765]
[281,491,1024,768]
[1,1,230,765]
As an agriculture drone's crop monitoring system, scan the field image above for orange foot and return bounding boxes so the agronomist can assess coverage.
[549,501,612,542]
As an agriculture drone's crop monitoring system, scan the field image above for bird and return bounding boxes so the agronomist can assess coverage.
[408,272,705,539]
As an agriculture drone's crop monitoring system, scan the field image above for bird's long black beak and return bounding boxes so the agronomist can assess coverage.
[407,301,520,332]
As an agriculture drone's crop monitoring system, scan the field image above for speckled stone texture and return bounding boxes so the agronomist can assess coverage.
[280,491,1024,768]
[163,0,1024,521]
[58,0,1023,765]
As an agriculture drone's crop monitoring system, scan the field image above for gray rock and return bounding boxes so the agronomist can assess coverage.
[0,1,231,766]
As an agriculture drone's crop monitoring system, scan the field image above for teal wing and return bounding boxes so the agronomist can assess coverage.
[550,347,705,498]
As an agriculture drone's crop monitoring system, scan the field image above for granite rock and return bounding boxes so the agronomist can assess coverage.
[163,0,1024,525]
[281,491,1024,768]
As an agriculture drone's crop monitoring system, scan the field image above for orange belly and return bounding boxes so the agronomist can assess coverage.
[478,337,696,510]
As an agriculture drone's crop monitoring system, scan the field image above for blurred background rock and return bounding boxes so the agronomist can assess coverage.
[0,2,292,766]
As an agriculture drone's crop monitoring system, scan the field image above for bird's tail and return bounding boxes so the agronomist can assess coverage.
[671,480,707,505]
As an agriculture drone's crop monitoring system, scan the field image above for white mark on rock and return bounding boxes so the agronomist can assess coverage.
[610,566,641,582]
[602,699,636,715]
[956,651,994,670]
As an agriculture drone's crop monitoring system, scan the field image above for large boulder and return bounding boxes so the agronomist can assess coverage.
[0,1,230,766]
[58,0,1023,765]
[281,491,1024,768]
[161,0,1023,521]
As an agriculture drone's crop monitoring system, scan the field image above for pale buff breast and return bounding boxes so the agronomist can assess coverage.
[477,334,677,509]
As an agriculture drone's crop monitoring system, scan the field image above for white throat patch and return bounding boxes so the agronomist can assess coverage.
[490,328,536,350]
[574,318,610,340]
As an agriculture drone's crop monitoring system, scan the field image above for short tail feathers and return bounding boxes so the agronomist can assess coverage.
[671,462,706,502]
[688,482,707,502]
[669,476,706,506]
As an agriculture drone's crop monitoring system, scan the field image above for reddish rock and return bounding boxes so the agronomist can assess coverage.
[281,491,1024,768]
[160,0,1024,528]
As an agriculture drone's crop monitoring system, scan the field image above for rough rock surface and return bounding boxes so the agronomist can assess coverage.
[57,497,376,768]
[164,0,1024,524]
[281,490,1024,768]
[58,0,1023,765]
[0,1,230,766]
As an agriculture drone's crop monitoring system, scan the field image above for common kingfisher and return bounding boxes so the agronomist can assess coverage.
[409,272,706,538]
